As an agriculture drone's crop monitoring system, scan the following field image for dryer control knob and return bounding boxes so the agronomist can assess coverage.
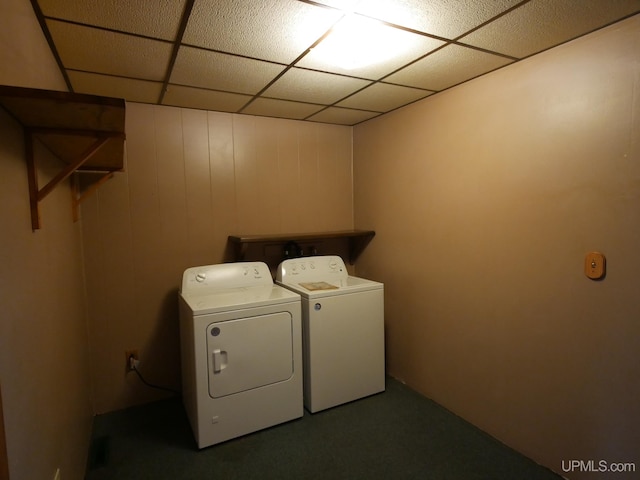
[195,273,206,283]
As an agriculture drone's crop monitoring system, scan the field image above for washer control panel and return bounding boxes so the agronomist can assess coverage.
[276,255,347,283]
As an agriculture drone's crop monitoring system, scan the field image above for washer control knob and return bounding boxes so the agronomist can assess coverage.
[314,303,322,311]
[195,273,206,283]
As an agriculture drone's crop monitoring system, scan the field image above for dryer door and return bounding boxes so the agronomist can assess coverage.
[206,312,294,398]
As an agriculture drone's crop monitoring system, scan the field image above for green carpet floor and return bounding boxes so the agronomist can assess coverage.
[85,377,562,479]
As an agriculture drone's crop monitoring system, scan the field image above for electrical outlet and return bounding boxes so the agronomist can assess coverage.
[125,349,139,372]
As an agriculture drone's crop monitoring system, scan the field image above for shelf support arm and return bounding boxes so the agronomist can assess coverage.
[71,171,114,222]
[35,135,110,202]
[25,130,40,230]
[26,131,111,230]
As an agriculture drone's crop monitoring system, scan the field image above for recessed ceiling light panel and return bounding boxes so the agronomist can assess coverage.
[312,14,411,70]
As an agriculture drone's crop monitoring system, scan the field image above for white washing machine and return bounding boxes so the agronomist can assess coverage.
[179,262,303,448]
[276,255,385,413]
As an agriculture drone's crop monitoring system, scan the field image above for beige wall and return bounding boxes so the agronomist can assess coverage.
[3,0,637,478]
[80,104,353,413]
[0,3,91,480]
[353,16,640,479]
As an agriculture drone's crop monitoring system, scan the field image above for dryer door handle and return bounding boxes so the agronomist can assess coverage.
[212,349,228,373]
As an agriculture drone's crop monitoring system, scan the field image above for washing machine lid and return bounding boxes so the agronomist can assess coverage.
[276,255,382,298]
[277,275,383,299]
[181,284,300,315]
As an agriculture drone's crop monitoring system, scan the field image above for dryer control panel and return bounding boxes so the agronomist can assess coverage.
[276,255,347,283]
[181,262,272,294]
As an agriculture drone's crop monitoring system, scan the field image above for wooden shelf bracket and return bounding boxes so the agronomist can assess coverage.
[25,129,121,230]
[0,84,126,231]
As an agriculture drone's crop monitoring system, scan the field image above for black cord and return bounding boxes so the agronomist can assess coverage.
[132,364,180,395]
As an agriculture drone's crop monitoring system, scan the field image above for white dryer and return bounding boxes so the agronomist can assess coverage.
[276,255,385,413]
[179,262,303,448]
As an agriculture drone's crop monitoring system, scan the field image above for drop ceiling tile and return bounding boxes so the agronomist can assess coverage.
[162,85,251,112]
[38,0,186,40]
[68,71,163,103]
[262,68,372,105]
[183,0,343,64]
[313,0,523,39]
[460,0,640,58]
[47,20,172,81]
[308,107,380,125]
[297,23,444,80]
[385,44,513,91]
[242,98,325,120]
[337,82,433,112]
[170,46,285,94]
[32,0,639,126]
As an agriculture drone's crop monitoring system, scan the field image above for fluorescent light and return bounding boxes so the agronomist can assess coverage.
[311,14,408,70]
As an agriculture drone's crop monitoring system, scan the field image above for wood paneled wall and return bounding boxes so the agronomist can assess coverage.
[81,104,354,413]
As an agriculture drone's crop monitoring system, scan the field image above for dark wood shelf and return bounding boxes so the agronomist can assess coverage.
[0,85,126,229]
[228,230,375,264]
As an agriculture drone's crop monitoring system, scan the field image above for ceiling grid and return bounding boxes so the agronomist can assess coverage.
[30,0,640,125]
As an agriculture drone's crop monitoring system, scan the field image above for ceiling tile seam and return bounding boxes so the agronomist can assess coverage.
[246,95,331,109]
[298,0,530,59]
[374,39,516,89]
[313,78,435,116]
[486,10,640,66]
[40,16,176,44]
[285,65,389,84]
[314,84,387,114]
[375,81,436,94]
[237,14,347,114]
[375,41,452,85]
[300,0,523,63]
[504,12,640,65]
[65,68,164,85]
[415,62,517,99]
[318,58,521,124]
[179,42,291,69]
[298,0,455,45]
[165,82,251,99]
[450,41,520,61]
[29,0,72,92]
[157,0,196,105]
[301,104,380,123]
[337,87,431,112]
[159,80,391,116]
[450,0,533,44]
[236,64,296,114]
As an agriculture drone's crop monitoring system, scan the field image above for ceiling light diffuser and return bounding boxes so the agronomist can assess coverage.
[312,14,409,70]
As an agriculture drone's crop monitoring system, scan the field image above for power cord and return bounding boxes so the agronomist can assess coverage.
[128,354,180,395]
